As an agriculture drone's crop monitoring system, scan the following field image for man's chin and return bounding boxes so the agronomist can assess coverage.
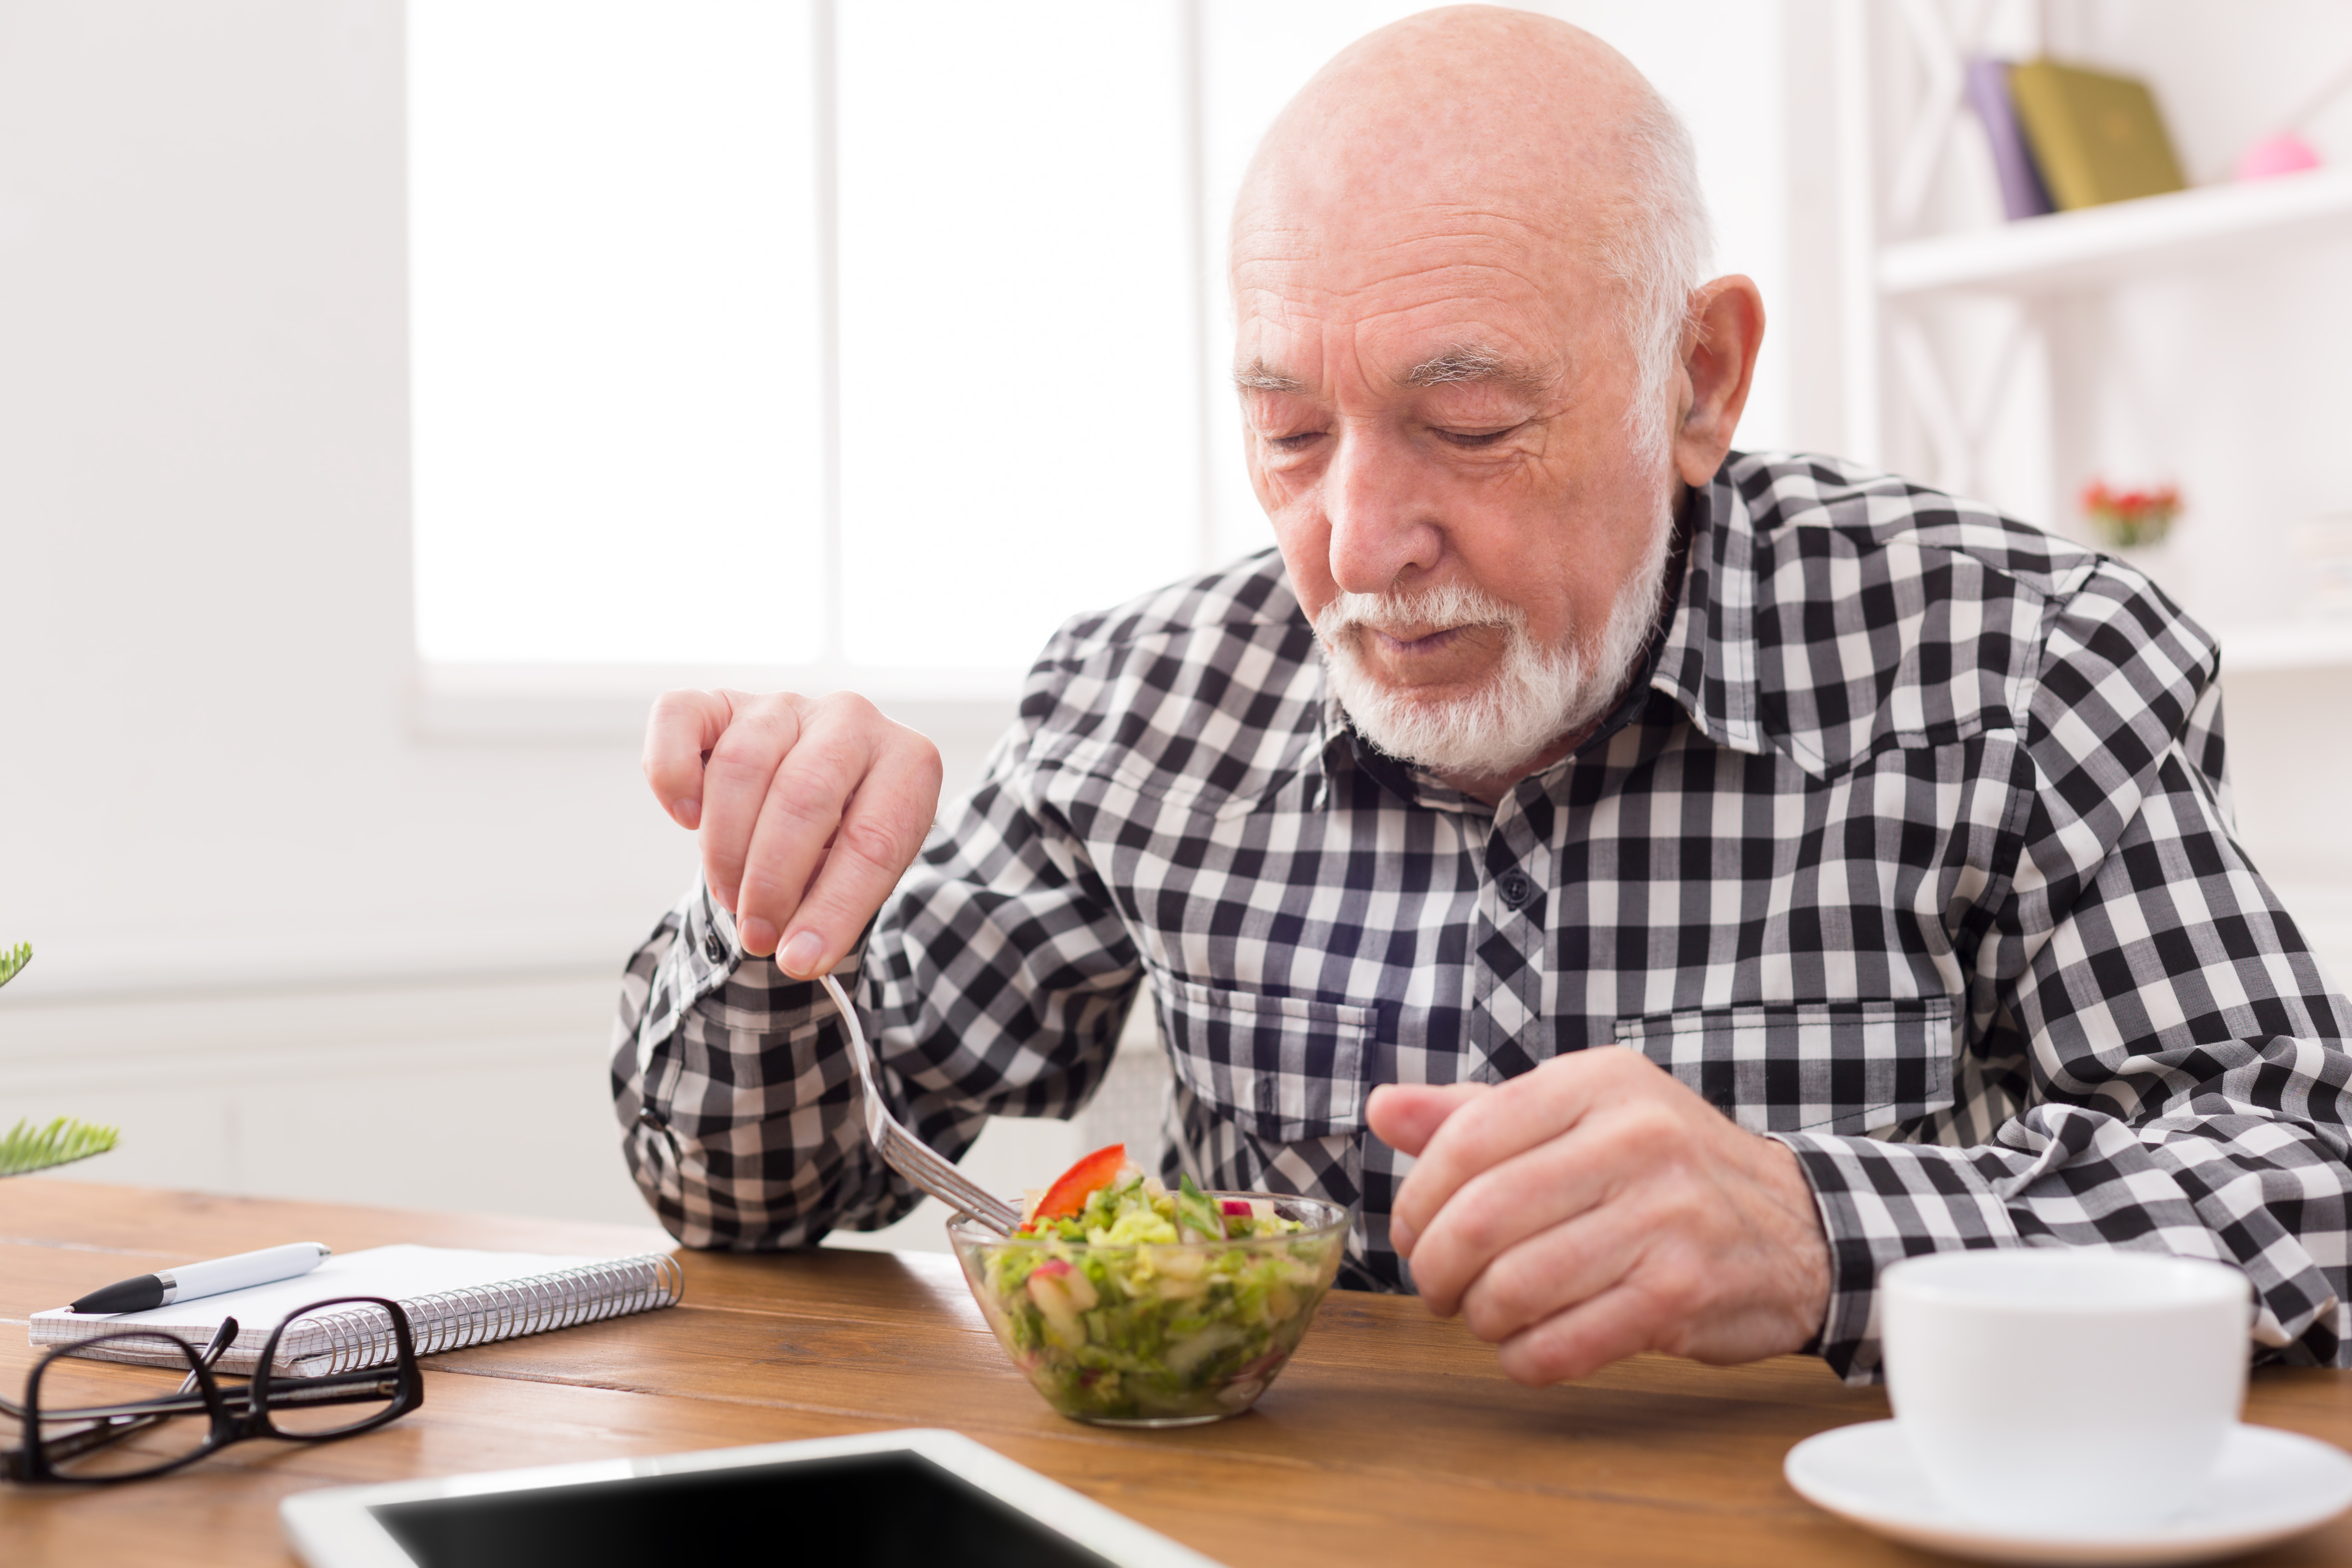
[1348,672,1497,711]
[1331,675,1548,778]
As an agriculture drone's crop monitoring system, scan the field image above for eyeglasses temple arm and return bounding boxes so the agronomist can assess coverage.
[176,1317,238,1395]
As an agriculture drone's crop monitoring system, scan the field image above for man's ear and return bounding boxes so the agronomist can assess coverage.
[1672,274,1766,489]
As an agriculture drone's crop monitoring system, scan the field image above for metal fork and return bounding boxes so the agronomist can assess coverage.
[819,974,1024,1235]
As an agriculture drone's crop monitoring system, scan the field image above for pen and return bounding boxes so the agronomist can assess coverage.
[69,1241,332,1314]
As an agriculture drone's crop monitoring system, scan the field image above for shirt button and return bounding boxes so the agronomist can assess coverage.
[703,929,726,963]
[636,1106,668,1131]
[1497,871,1535,908]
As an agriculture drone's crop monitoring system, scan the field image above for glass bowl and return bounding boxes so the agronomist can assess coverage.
[948,1192,1350,1428]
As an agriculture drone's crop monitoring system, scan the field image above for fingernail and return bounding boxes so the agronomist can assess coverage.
[778,930,824,978]
[739,915,778,956]
[1390,1217,1417,1256]
[674,797,700,829]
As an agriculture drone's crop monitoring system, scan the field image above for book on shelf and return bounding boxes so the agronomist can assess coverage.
[1964,57,2055,220]
[2007,58,2187,211]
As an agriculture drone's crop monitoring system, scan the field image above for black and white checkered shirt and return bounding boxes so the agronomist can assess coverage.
[612,451,2352,1383]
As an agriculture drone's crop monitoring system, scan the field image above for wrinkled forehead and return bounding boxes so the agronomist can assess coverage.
[1229,198,1624,392]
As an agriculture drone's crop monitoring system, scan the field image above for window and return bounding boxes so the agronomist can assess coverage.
[833,4,1204,671]
[409,0,1211,694]
[409,1,1793,713]
[409,0,829,668]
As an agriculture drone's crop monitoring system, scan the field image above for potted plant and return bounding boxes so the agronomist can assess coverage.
[0,943,120,1176]
[2081,481,2182,551]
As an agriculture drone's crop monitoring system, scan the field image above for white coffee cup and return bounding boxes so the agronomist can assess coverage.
[1881,1249,2252,1533]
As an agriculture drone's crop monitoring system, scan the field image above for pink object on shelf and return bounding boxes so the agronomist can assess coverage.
[2236,131,2322,182]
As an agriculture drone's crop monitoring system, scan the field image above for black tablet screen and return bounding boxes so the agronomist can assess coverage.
[368,1449,1121,1568]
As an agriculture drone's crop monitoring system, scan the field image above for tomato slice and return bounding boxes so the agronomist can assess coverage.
[1032,1143,1128,1221]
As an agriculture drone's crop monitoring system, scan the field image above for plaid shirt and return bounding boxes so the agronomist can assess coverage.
[612,451,2352,1383]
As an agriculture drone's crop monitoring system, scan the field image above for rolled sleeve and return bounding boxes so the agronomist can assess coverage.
[609,646,1146,1251]
[608,882,904,1249]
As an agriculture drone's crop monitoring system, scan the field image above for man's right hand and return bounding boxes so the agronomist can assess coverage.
[642,690,944,975]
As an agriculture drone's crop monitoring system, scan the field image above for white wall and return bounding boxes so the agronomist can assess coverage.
[6,2,2348,1248]
[0,3,691,998]
[0,0,717,1225]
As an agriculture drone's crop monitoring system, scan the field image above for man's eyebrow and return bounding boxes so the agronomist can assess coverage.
[1232,347,1555,399]
[1402,345,1554,400]
[1233,360,1307,393]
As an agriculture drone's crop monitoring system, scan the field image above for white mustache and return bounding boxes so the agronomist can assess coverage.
[1315,581,1528,641]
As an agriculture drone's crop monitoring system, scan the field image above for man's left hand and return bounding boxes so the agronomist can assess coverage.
[1367,1049,1832,1385]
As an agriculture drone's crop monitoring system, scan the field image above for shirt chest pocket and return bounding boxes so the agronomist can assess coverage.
[1151,973,1372,1143]
[1612,998,1955,1137]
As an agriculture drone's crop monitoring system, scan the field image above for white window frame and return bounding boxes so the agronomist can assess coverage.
[407,0,1220,744]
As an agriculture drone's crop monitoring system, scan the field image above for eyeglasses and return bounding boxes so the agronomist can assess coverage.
[1,1295,424,1484]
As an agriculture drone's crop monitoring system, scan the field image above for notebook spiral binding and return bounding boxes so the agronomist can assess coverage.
[284,1254,685,1376]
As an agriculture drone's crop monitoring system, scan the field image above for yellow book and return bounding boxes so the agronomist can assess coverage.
[2007,59,2187,210]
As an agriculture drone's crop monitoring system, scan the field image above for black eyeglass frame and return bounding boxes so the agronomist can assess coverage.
[1,1294,424,1485]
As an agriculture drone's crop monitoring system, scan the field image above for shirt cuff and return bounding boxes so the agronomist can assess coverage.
[686,880,862,991]
[1767,1131,2023,1383]
[684,879,746,985]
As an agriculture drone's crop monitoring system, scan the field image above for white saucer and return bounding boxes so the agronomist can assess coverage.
[1784,1420,2352,1565]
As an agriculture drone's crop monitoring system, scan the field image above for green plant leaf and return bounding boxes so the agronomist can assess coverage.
[0,942,27,989]
[0,1116,119,1177]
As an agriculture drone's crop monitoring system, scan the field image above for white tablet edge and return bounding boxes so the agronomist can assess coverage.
[279,1426,1227,1568]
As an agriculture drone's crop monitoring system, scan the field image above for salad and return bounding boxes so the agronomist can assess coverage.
[954,1143,1347,1425]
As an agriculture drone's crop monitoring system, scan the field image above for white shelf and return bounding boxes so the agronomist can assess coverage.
[2213,620,2352,675]
[1878,167,2352,299]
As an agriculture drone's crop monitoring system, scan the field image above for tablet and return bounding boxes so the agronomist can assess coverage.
[281,1428,1225,1568]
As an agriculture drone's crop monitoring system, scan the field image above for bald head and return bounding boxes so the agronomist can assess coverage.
[1226,7,1763,796]
[1239,8,1655,240]
[1233,6,1711,439]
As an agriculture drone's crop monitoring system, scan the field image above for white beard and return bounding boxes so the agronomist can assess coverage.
[1313,503,1677,781]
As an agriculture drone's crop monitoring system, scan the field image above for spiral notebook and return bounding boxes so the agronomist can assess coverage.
[29,1243,685,1376]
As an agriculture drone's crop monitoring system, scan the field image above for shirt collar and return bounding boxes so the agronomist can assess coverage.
[1648,460,1765,757]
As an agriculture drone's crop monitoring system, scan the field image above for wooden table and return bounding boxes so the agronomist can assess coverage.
[5,1183,2352,1567]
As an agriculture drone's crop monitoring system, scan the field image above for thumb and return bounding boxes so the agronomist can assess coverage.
[1366,1081,1491,1158]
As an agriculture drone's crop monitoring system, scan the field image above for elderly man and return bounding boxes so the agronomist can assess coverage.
[612,7,2352,1385]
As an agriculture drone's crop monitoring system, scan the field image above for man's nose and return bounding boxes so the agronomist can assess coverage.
[1323,427,1443,595]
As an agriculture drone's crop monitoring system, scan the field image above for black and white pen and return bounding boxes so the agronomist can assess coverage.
[69,1241,332,1314]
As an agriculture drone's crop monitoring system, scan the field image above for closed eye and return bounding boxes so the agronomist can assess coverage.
[1437,426,1520,448]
